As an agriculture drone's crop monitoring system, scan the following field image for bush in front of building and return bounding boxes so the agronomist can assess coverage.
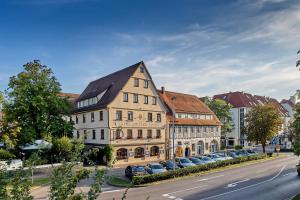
[234,145,243,150]
[132,154,267,185]
[0,149,15,161]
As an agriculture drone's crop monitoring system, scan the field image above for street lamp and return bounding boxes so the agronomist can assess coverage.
[171,96,176,171]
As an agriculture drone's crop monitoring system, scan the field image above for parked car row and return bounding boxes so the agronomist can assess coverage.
[125,149,258,179]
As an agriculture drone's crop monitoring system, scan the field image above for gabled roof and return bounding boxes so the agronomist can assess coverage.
[158,89,221,125]
[158,90,213,114]
[213,91,289,117]
[59,92,80,109]
[72,61,143,113]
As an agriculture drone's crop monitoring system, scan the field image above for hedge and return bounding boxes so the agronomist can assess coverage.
[132,154,267,185]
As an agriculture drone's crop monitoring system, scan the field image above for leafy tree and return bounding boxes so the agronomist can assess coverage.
[244,104,282,153]
[203,97,234,138]
[53,136,73,161]
[2,60,73,145]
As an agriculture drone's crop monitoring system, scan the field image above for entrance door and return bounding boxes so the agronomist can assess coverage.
[197,141,204,155]
[185,147,190,157]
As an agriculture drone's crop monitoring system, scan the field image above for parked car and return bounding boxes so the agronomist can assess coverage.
[189,157,206,165]
[206,153,227,161]
[246,149,257,155]
[227,151,242,158]
[236,150,250,156]
[215,152,233,160]
[197,156,216,164]
[175,157,196,168]
[125,165,148,179]
[146,163,167,174]
[160,160,180,170]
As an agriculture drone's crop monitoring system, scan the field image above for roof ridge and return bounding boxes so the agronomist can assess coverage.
[89,61,143,84]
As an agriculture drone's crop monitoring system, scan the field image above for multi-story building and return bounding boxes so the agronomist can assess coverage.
[214,91,290,147]
[71,61,167,165]
[158,88,221,158]
[281,99,295,121]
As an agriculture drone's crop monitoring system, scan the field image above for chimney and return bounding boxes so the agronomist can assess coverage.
[161,86,165,94]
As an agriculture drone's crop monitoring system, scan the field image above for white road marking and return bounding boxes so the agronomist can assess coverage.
[168,196,176,199]
[163,194,170,197]
[102,189,124,193]
[195,175,225,182]
[225,179,250,188]
[282,173,291,177]
[175,198,184,200]
[199,165,286,200]
[168,185,207,195]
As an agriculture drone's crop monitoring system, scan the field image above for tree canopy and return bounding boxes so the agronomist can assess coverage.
[292,92,300,156]
[1,60,73,145]
[244,104,282,153]
[203,97,234,136]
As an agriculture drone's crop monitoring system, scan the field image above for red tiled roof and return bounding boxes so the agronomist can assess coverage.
[158,90,221,125]
[59,92,80,103]
[213,91,289,117]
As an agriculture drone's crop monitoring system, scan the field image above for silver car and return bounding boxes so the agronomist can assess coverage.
[176,157,196,168]
[146,163,167,174]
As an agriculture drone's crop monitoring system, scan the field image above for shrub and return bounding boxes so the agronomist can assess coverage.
[234,145,243,150]
[132,154,266,185]
[0,149,14,161]
[53,136,72,161]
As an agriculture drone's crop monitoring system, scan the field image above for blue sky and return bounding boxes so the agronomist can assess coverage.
[0,0,299,100]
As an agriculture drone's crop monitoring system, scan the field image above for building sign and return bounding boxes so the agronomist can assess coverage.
[114,121,165,129]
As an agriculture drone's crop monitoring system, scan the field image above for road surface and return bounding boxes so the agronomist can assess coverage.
[99,154,300,200]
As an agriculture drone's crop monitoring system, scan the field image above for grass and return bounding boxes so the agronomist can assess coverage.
[31,177,50,187]
[107,175,132,187]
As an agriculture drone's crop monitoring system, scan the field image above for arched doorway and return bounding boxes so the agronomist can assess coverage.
[175,147,183,157]
[197,141,204,155]
[116,148,128,160]
[210,140,219,152]
[134,147,145,158]
[185,147,191,157]
[150,146,159,156]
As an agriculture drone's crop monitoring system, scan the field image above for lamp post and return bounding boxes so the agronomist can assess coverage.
[171,96,176,171]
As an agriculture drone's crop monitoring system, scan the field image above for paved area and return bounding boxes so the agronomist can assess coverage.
[31,153,299,200]
[98,154,299,200]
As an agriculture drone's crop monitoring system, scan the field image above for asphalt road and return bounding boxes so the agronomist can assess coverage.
[99,154,300,200]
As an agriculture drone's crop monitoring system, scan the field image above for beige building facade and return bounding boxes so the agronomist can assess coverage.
[71,62,167,166]
[158,89,221,159]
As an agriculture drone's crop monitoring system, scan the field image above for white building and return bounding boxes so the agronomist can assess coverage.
[214,91,290,147]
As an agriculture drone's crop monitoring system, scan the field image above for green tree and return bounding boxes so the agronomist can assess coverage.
[2,60,73,145]
[203,97,234,137]
[53,136,73,161]
[244,104,282,153]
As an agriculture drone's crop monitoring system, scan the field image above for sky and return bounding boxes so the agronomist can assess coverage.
[0,0,299,100]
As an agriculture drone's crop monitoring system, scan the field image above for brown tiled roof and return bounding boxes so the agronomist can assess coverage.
[158,90,213,114]
[72,61,144,113]
[158,90,221,125]
[281,99,295,108]
[213,91,289,117]
[59,93,80,103]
